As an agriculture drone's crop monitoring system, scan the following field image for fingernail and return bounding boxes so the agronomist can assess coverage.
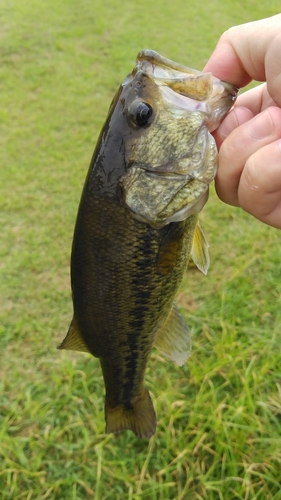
[248,112,274,139]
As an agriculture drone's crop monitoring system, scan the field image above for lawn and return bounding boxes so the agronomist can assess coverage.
[1,0,281,498]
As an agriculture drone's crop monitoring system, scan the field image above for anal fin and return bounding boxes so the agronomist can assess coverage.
[154,303,191,366]
[57,317,90,353]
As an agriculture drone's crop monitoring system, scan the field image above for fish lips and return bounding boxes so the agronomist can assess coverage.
[130,49,238,131]
[121,167,210,229]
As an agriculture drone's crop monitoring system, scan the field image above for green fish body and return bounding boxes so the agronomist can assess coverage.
[59,50,237,438]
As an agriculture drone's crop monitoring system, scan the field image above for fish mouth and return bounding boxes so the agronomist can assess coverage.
[130,50,238,130]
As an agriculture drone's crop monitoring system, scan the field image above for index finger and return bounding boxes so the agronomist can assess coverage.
[203,15,281,106]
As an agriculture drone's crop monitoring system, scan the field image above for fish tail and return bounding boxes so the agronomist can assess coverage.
[105,387,156,438]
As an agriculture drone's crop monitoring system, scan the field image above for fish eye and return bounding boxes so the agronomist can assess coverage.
[129,101,153,128]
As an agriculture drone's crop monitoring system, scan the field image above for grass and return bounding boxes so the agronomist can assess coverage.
[1,0,281,498]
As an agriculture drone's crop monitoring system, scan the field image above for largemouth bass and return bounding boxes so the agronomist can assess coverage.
[58,50,237,438]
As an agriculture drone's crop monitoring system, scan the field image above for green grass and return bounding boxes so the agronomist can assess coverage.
[1,0,281,498]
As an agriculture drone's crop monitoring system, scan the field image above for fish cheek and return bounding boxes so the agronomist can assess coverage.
[156,222,188,275]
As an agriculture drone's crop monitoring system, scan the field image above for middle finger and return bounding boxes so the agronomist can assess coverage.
[215,107,281,206]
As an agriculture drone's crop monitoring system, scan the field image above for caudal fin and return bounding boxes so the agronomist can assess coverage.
[105,387,156,438]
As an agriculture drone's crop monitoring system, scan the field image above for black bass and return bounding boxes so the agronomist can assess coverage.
[58,50,237,438]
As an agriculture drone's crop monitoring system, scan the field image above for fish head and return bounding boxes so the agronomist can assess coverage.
[119,50,238,228]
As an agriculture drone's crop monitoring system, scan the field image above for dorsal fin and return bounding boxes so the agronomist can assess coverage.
[57,317,90,352]
[153,303,191,366]
[191,221,209,275]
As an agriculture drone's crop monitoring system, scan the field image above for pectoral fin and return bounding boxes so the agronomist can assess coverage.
[154,303,191,366]
[57,317,90,353]
[191,221,209,275]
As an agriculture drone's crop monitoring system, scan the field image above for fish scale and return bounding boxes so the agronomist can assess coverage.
[58,50,237,438]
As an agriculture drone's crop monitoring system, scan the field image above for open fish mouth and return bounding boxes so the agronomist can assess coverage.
[129,49,238,131]
[121,50,238,228]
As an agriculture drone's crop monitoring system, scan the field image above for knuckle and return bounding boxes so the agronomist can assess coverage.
[266,107,281,135]
[243,156,259,190]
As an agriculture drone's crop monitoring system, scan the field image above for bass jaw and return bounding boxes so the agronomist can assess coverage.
[121,167,210,229]
[134,50,238,108]
[130,189,209,229]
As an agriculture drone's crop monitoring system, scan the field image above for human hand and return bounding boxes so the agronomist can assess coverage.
[204,14,281,229]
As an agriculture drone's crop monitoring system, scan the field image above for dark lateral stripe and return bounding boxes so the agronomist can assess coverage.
[119,228,156,405]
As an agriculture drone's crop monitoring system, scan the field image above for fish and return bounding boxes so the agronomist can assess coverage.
[58,50,237,438]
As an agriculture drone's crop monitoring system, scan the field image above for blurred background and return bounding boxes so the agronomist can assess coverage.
[1,1,281,498]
